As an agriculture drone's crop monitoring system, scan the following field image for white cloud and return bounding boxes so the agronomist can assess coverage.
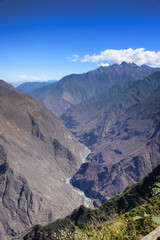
[72,54,79,58]
[100,63,110,67]
[19,75,39,80]
[19,75,48,82]
[41,76,48,81]
[73,48,160,67]
[71,54,80,62]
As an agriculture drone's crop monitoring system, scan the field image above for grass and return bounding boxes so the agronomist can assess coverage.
[21,167,160,240]
[52,196,160,240]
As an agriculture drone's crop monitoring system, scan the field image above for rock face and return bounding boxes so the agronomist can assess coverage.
[29,63,160,116]
[0,81,89,239]
[67,72,160,206]
[141,226,160,240]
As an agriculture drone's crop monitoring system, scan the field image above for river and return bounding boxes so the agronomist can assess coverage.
[66,177,91,208]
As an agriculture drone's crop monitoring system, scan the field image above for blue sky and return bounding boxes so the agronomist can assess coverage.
[0,0,160,83]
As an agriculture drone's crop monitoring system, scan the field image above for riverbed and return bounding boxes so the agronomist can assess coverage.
[66,177,91,208]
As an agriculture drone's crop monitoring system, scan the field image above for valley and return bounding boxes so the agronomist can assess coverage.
[1,0,160,238]
[15,164,160,240]
[62,71,160,206]
[0,63,160,239]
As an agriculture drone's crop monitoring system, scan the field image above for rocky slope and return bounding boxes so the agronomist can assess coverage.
[0,80,89,239]
[29,63,160,116]
[15,164,160,240]
[62,72,160,206]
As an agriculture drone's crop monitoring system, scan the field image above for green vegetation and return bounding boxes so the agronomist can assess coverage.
[151,182,160,197]
[21,165,160,240]
[52,197,160,240]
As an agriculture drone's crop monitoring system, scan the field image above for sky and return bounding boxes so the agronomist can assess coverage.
[0,0,160,83]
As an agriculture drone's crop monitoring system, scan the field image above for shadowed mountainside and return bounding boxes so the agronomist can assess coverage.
[29,63,160,116]
[0,81,89,239]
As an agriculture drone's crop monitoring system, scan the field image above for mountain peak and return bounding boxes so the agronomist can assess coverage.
[141,64,151,68]
[120,61,128,65]
[30,63,160,116]
[120,61,137,67]
[0,79,15,90]
[131,62,137,66]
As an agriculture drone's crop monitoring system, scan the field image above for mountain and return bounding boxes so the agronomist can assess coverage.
[62,71,160,149]
[0,79,16,90]
[17,80,57,93]
[62,79,135,146]
[0,81,89,239]
[29,63,160,116]
[62,72,160,206]
[15,164,160,240]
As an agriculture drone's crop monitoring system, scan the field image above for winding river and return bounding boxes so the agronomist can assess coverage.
[66,149,92,208]
[66,177,91,208]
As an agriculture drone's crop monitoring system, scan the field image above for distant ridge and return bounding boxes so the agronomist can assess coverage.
[29,62,160,116]
[17,80,57,93]
[62,71,160,148]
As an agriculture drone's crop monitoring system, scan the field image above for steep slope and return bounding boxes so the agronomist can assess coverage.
[16,164,160,240]
[62,79,134,145]
[70,84,160,206]
[62,71,160,149]
[17,80,57,93]
[29,63,160,116]
[0,81,89,239]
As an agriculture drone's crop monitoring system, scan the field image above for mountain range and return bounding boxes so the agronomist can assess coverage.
[0,80,89,239]
[0,62,160,239]
[63,71,160,206]
[62,71,160,148]
[29,62,160,116]
[17,80,57,93]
